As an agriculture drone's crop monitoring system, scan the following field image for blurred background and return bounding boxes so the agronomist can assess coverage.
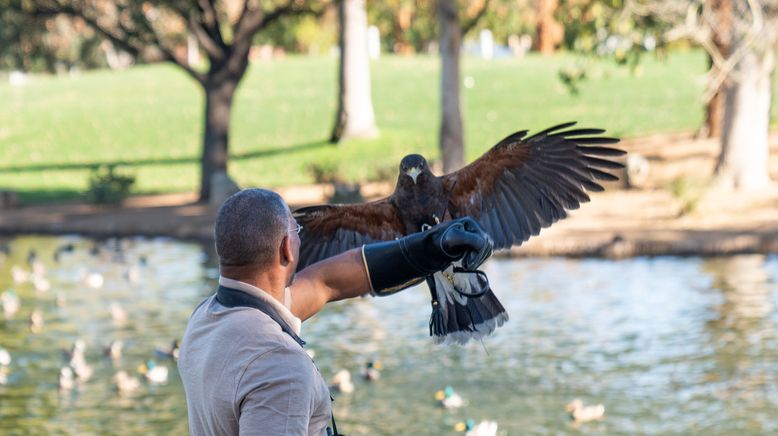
[1,0,778,434]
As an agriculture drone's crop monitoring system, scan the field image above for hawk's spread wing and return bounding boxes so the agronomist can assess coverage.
[442,122,625,250]
[293,199,404,270]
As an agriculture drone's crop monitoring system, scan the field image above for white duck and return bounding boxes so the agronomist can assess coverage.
[1,290,20,318]
[329,369,354,394]
[59,367,75,390]
[113,370,141,395]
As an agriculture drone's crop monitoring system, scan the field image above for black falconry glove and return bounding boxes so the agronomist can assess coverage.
[361,217,493,296]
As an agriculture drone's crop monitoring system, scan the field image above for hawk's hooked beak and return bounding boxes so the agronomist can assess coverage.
[405,167,421,184]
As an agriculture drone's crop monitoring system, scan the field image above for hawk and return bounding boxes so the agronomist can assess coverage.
[294,122,624,344]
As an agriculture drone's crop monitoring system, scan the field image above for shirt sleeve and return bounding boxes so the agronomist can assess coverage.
[236,345,317,436]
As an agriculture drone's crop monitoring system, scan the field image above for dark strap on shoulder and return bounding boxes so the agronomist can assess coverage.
[215,285,306,347]
[216,285,344,435]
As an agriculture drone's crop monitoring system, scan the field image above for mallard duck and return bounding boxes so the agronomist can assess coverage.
[29,309,44,333]
[436,386,465,409]
[329,369,354,394]
[565,399,605,423]
[153,339,180,361]
[455,419,498,436]
[59,367,75,390]
[360,360,382,381]
[1,290,20,318]
[138,360,168,385]
[113,370,141,395]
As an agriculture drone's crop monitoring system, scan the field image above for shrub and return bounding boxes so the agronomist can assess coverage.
[85,165,135,204]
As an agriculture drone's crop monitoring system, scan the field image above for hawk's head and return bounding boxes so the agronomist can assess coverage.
[399,154,430,185]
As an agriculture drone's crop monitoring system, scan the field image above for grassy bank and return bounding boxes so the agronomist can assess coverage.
[0,50,762,203]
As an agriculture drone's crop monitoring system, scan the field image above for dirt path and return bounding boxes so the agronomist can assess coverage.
[2,131,778,257]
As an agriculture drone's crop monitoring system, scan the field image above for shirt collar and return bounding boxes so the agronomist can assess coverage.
[218,276,302,336]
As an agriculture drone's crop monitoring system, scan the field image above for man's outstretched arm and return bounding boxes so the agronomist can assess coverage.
[289,217,493,321]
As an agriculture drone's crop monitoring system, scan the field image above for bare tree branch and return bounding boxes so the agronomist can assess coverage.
[188,17,227,62]
[461,0,491,36]
[32,1,205,83]
[195,0,226,47]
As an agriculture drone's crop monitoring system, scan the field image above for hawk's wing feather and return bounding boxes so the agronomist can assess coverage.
[293,199,404,270]
[442,122,625,250]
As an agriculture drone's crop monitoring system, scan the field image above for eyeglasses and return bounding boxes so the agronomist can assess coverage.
[290,223,303,234]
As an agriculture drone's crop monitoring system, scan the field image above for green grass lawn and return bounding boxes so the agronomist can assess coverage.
[1,50,771,203]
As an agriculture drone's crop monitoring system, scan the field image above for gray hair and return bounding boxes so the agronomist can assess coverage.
[214,188,289,267]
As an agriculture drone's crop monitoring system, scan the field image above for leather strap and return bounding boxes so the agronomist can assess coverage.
[216,285,305,347]
[215,286,344,435]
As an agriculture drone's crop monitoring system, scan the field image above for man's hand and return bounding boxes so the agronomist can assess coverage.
[437,217,493,271]
[362,217,495,296]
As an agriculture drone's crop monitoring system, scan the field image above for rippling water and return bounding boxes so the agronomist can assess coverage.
[1,236,777,434]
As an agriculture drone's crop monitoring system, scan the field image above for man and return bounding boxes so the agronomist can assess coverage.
[178,188,492,435]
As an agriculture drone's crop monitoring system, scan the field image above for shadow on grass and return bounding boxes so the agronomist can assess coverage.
[0,140,333,173]
[12,188,85,205]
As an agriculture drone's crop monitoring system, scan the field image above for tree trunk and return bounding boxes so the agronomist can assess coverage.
[439,0,464,173]
[533,0,563,55]
[701,0,732,138]
[199,78,237,202]
[703,66,726,138]
[714,45,774,190]
[330,0,378,142]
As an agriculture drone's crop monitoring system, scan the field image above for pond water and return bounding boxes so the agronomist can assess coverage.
[1,235,777,435]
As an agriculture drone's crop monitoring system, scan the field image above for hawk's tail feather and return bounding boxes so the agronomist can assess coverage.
[430,268,509,345]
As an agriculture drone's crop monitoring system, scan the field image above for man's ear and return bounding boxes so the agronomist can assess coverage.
[280,235,294,266]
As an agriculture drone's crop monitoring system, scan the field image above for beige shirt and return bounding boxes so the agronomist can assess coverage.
[178,277,332,435]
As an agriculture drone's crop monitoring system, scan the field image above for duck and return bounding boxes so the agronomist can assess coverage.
[32,275,50,293]
[113,370,141,395]
[0,347,11,366]
[63,339,87,367]
[59,367,75,390]
[83,272,104,289]
[455,419,498,436]
[71,360,94,382]
[105,340,123,360]
[1,290,20,318]
[153,339,180,361]
[11,266,29,284]
[110,303,128,325]
[29,309,44,333]
[124,266,141,285]
[53,243,75,263]
[565,399,605,423]
[329,369,354,394]
[138,360,169,385]
[360,360,382,381]
[435,386,465,409]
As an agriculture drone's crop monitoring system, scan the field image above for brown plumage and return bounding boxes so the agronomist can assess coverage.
[294,122,625,344]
